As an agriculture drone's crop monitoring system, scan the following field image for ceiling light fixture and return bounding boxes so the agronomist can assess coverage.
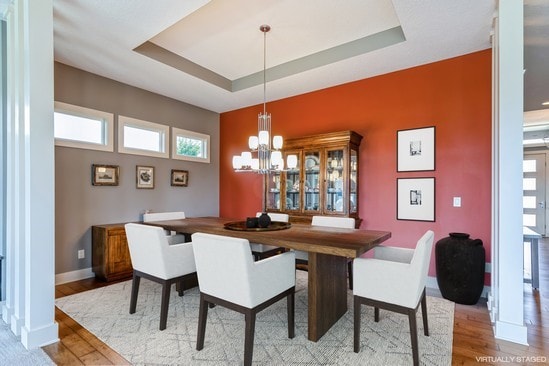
[542,101,549,106]
[232,25,297,174]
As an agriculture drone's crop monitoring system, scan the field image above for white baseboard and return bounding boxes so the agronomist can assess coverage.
[55,268,95,285]
[495,320,529,345]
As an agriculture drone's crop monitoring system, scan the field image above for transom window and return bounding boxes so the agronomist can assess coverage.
[118,116,169,158]
[54,102,114,152]
[172,127,210,163]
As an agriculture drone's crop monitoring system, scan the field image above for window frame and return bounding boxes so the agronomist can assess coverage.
[118,115,169,159]
[172,127,210,163]
[54,101,114,152]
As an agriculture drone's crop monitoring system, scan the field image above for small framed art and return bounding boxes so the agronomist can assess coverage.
[397,177,435,221]
[397,126,435,172]
[92,164,119,186]
[136,165,154,189]
[171,169,189,187]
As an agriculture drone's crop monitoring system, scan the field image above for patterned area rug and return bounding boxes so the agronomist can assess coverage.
[56,271,454,365]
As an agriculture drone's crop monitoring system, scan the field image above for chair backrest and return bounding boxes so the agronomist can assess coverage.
[409,230,435,299]
[311,215,355,229]
[256,212,289,223]
[192,233,256,306]
[124,223,174,278]
[143,211,186,222]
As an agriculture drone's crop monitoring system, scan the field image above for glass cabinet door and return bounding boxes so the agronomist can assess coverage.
[266,172,281,210]
[304,150,321,212]
[350,149,358,214]
[284,152,301,212]
[325,148,345,213]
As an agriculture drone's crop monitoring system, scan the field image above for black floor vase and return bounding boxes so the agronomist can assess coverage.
[435,232,485,305]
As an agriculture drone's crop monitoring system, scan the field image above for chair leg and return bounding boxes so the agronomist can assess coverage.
[347,259,353,290]
[196,293,209,351]
[421,289,429,336]
[353,296,361,353]
[287,292,295,339]
[176,280,184,297]
[374,307,379,322]
[408,308,419,366]
[129,274,140,314]
[244,310,256,366]
[159,281,171,331]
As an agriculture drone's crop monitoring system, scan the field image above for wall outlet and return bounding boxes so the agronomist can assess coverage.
[453,197,462,207]
[78,249,85,259]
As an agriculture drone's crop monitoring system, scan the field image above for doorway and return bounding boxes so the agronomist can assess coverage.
[523,152,547,288]
[523,153,546,236]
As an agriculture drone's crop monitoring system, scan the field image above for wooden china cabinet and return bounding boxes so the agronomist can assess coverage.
[265,130,362,226]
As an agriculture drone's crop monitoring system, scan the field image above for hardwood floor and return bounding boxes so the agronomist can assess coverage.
[44,277,131,365]
[451,238,549,365]
[43,243,549,365]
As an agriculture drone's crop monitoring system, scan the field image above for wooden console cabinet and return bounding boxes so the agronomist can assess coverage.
[92,223,133,281]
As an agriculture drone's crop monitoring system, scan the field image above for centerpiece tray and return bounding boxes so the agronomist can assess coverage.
[224,221,291,232]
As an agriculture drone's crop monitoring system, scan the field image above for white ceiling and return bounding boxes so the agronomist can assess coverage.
[53,0,545,117]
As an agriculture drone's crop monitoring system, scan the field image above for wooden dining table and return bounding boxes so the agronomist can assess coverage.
[145,217,391,342]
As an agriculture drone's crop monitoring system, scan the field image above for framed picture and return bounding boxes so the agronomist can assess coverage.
[397,177,435,221]
[92,164,119,186]
[136,165,154,189]
[171,169,189,187]
[397,126,435,171]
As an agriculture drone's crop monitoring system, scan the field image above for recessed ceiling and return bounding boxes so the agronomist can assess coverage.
[53,0,496,113]
[137,0,404,91]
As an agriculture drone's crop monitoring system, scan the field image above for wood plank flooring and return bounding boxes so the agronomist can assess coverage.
[43,241,549,365]
[451,238,548,364]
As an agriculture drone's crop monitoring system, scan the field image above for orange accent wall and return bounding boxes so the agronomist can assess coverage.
[220,50,492,279]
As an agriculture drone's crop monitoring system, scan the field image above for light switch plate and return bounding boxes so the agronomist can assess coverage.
[453,197,461,207]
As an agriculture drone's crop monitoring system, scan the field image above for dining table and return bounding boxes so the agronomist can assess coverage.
[145,216,391,342]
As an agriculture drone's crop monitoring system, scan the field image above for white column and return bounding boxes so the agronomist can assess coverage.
[0,11,5,310]
[0,5,8,320]
[2,0,58,348]
[21,0,58,348]
[491,0,528,345]
[1,0,21,332]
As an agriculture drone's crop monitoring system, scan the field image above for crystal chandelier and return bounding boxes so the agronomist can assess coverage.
[232,25,297,174]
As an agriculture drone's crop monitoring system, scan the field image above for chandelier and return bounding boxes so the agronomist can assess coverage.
[232,25,297,174]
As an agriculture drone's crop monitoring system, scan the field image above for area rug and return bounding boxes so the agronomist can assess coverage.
[55,271,454,365]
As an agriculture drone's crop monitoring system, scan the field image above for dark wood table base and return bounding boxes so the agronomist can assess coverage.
[308,253,349,341]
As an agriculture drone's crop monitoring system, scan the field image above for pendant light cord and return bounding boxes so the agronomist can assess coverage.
[260,24,270,117]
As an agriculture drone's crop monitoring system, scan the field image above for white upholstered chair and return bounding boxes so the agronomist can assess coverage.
[249,212,289,260]
[353,230,435,366]
[124,223,196,330]
[192,232,295,366]
[142,211,187,244]
[295,215,356,288]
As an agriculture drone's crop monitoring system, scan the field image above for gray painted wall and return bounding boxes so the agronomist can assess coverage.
[54,62,220,275]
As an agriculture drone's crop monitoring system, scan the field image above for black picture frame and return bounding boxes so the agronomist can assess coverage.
[397,126,435,172]
[397,177,435,221]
